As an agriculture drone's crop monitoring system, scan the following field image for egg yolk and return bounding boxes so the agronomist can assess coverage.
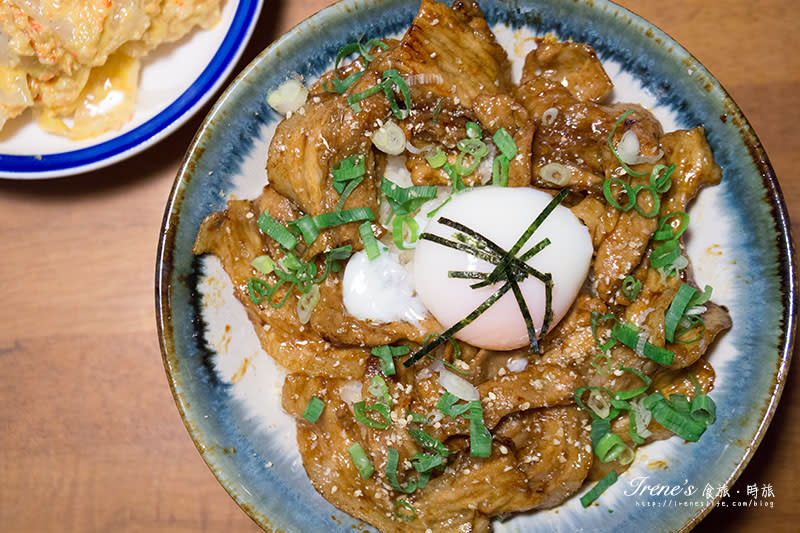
[413,186,593,351]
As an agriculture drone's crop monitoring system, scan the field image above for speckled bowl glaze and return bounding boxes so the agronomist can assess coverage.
[156,1,796,531]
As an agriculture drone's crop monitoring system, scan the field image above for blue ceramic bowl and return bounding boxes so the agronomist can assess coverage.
[156,1,796,531]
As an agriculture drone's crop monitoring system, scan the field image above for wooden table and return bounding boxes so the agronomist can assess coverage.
[1,1,797,531]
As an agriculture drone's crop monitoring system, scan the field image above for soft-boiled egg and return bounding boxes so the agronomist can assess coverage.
[413,186,592,351]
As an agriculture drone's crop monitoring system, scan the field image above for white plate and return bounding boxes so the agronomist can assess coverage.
[0,0,263,179]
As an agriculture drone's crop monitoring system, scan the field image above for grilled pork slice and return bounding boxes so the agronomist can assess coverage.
[495,407,593,509]
[389,0,512,108]
[520,36,614,102]
[193,187,369,380]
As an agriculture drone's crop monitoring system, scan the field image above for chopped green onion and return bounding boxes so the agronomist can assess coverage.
[335,176,364,212]
[456,138,489,159]
[313,207,374,230]
[302,396,325,423]
[247,277,279,307]
[357,38,388,61]
[382,70,412,120]
[629,396,653,442]
[443,162,467,192]
[437,392,472,418]
[591,417,612,450]
[453,152,480,176]
[393,500,417,521]
[251,255,275,275]
[650,238,682,270]
[450,338,462,360]
[493,127,518,159]
[346,83,385,113]
[296,284,320,324]
[411,453,444,472]
[454,150,481,176]
[632,184,661,218]
[281,253,303,271]
[575,386,615,420]
[406,410,429,424]
[425,146,447,168]
[258,210,298,250]
[580,470,618,507]
[669,393,691,415]
[371,345,410,376]
[587,389,612,419]
[614,366,653,400]
[465,121,482,139]
[425,197,451,218]
[327,245,354,262]
[392,215,420,249]
[590,351,612,375]
[348,442,374,479]
[267,77,308,115]
[359,221,380,260]
[315,245,353,282]
[645,393,708,441]
[386,448,428,493]
[324,39,388,94]
[590,311,675,366]
[326,69,364,95]
[690,394,716,426]
[603,177,636,211]
[693,284,713,306]
[492,155,509,186]
[408,429,449,457]
[432,100,442,125]
[650,163,676,193]
[613,321,675,365]
[622,275,642,301]
[368,375,392,407]
[590,311,618,351]
[372,120,407,155]
[380,177,437,215]
[372,346,396,375]
[595,432,634,463]
[539,162,573,186]
[287,214,319,245]
[665,283,699,342]
[418,334,470,376]
[353,401,391,429]
[689,394,717,426]
[263,279,293,308]
[608,110,648,178]
[464,401,492,458]
[331,154,366,188]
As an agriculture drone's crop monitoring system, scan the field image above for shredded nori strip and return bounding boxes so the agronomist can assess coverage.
[437,217,550,284]
[506,264,539,353]
[419,232,500,264]
[472,189,569,288]
[519,238,551,262]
